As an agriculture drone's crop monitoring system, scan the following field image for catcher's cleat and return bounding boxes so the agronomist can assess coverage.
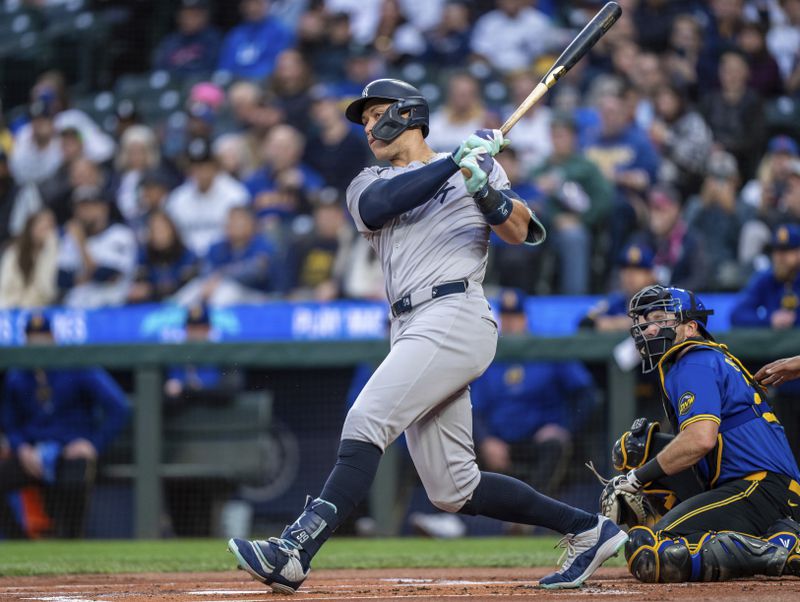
[538,515,629,589]
[228,537,309,594]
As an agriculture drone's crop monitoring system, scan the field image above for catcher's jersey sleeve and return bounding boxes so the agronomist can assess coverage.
[664,353,722,432]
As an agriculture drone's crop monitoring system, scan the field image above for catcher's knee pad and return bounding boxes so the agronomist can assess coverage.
[625,526,692,583]
[613,417,664,471]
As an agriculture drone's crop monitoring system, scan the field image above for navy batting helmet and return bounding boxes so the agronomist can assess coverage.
[344,78,429,142]
[628,285,714,373]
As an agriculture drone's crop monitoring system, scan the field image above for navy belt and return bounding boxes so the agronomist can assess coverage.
[391,279,469,317]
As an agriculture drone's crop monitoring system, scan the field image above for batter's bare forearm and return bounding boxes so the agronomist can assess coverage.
[492,200,535,245]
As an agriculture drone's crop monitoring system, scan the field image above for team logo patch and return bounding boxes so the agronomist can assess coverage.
[678,392,695,416]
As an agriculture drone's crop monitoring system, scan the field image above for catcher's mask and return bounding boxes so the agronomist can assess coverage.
[344,78,430,142]
[628,285,714,373]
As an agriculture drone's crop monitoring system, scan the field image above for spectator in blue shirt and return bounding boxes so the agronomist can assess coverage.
[471,289,598,496]
[129,210,198,304]
[583,85,661,260]
[730,224,800,329]
[217,0,295,81]
[174,205,276,306]
[153,0,222,77]
[0,314,130,538]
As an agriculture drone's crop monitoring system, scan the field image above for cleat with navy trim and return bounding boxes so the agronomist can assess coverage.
[538,515,629,589]
[228,537,309,594]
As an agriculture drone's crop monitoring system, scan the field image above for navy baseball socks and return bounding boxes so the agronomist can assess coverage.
[459,472,628,589]
[229,439,382,593]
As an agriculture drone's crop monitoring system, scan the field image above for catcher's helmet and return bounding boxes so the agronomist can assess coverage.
[344,78,429,142]
[628,285,714,373]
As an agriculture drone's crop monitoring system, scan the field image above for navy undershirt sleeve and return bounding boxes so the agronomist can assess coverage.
[358,157,459,229]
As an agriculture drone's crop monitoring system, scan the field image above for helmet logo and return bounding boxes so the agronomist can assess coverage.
[362,85,370,97]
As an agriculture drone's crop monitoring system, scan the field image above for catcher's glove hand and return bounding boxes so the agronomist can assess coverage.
[587,462,658,529]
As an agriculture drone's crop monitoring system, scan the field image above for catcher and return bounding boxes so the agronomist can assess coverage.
[596,284,800,582]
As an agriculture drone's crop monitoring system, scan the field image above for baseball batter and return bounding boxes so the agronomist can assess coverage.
[229,79,627,593]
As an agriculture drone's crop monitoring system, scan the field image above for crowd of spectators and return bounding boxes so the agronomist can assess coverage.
[1,0,800,311]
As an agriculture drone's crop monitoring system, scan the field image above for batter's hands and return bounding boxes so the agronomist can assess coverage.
[458,148,494,195]
[610,469,643,495]
[452,129,509,163]
[755,355,800,387]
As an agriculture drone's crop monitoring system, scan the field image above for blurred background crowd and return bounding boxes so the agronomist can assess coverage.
[1,0,800,310]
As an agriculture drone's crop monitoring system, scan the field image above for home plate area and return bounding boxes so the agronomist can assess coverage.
[1,568,799,601]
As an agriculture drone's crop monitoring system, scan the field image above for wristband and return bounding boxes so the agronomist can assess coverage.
[632,457,667,485]
[474,186,513,225]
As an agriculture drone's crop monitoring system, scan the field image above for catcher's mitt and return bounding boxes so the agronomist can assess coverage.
[586,462,658,529]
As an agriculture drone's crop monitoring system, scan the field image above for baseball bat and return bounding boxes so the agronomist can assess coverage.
[461,1,622,177]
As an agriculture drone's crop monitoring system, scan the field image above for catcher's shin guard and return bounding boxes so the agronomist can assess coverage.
[625,527,791,583]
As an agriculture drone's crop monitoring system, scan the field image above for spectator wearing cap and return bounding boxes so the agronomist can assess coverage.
[579,243,657,332]
[110,125,162,224]
[700,49,766,181]
[634,184,707,291]
[683,150,747,290]
[174,205,275,306]
[25,71,116,165]
[153,0,222,77]
[426,72,498,155]
[530,113,613,294]
[0,210,58,309]
[731,224,800,329]
[649,83,713,197]
[166,138,249,257]
[217,0,295,80]
[128,169,176,245]
[128,210,198,304]
[470,288,598,496]
[0,312,130,538]
[284,191,354,300]
[245,124,323,219]
[303,85,371,196]
[10,99,63,187]
[57,186,137,308]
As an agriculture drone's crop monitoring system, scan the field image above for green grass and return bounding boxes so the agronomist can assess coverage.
[0,537,627,576]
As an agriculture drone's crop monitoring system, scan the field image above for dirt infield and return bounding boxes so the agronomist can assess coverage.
[2,568,800,601]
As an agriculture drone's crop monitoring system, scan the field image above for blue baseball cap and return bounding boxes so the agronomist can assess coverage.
[25,312,52,334]
[618,243,655,269]
[771,224,800,251]
[768,135,799,156]
[185,304,211,327]
[498,288,526,314]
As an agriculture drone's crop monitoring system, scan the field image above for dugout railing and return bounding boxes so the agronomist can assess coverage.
[1,329,797,539]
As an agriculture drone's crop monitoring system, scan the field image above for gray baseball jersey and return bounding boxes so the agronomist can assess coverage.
[345,153,510,302]
[342,154,513,512]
